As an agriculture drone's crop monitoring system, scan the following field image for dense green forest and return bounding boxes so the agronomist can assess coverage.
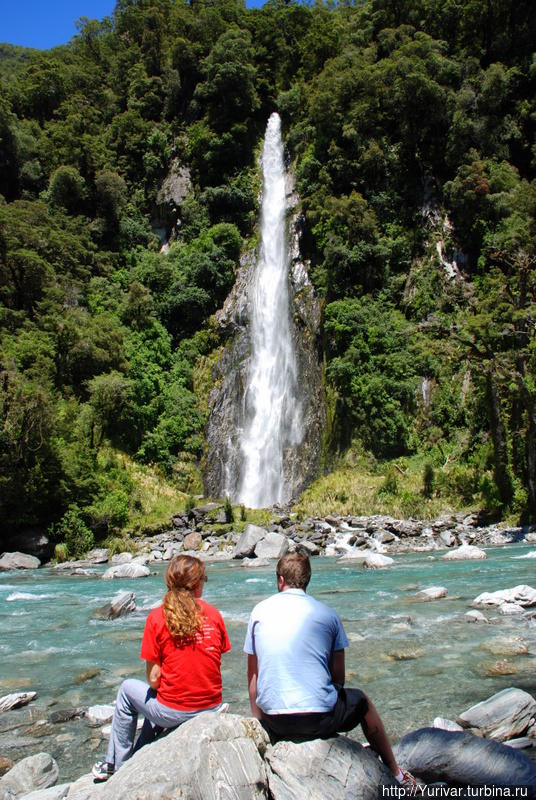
[1,0,535,554]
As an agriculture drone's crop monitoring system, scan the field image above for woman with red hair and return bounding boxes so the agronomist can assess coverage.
[93,555,230,781]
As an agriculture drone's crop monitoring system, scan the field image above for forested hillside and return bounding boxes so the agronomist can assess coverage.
[1,0,535,553]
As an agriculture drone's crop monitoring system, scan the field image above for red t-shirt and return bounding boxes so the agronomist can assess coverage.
[140,599,231,711]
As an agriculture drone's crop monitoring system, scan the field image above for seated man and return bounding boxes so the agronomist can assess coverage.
[244,551,418,788]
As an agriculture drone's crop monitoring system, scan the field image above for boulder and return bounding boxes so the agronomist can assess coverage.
[374,530,396,544]
[457,688,536,741]
[362,553,394,569]
[233,525,267,559]
[499,602,524,615]
[466,610,489,624]
[394,727,536,789]
[68,713,270,800]
[337,549,374,563]
[102,564,150,580]
[439,531,456,547]
[163,546,182,560]
[295,541,320,556]
[183,532,202,551]
[241,557,271,568]
[473,584,536,608]
[0,753,59,798]
[414,586,448,601]
[86,549,109,564]
[92,591,137,620]
[111,553,132,565]
[86,704,115,727]
[0,551,40,570]
[266,736,397,800]
[482,637,528,657]
[254,532,289,561]
[0,691,37,712]
[441,544,486,560]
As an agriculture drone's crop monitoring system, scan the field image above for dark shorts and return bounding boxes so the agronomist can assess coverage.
[260,687,369,743]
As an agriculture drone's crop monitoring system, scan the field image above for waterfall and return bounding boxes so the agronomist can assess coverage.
[235,113,303,508]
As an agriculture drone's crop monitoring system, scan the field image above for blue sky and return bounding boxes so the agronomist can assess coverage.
[2,1,266,50]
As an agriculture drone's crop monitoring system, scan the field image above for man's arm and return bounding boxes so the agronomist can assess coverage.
[247,654,262,719]
[146,660,161,690]
[329,649,345,686]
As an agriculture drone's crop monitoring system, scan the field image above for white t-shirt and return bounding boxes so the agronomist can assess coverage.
[243,588,349,714]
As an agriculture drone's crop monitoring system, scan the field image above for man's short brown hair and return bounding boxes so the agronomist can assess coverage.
[276,552,311,590]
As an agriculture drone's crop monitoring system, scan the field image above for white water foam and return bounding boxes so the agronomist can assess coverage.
[7,592,55,602]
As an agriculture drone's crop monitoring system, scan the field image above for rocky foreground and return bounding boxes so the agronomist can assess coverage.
[1,687,536,799]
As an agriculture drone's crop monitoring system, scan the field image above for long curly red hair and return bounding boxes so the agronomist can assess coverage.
[163,555,205,642]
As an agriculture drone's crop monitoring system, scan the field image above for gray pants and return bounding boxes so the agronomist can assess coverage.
[106,678,222,770]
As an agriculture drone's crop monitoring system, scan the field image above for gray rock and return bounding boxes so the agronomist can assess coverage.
[254,532,289,561]
[457,688,536,741]
[241,557,271,568]
[92,591,136,620]
[439,531,456,547]
[473,584,536,608]
[0,692,37,713]
[266,736,396,800]
[0,552,40,570]
[101,564,149,580]
[466,610,490,623]
[504,737,533,750]
[295,541,319,556]
[362,553,394,569]
[414,586,448,601]
[394,727,536,789]
[18,784,70,800]
[233,525,267,559]
[110,553,132,565]
[86,705,115,727]
[374,530,396,544]
[0,753,59,798]
[68,713,270,800]
[183,532,202,551]
[337,549,374,563]
[85,549,109,564]
[499,602,524,615]
[442,544,486,560]
[163,545,182,560]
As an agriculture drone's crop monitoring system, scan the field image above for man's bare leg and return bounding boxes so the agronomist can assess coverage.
[360,694,399,776]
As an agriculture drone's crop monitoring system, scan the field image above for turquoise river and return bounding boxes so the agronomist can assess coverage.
[1,543,535,782]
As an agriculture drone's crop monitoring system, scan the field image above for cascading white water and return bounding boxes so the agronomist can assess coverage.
[236,113,303,507]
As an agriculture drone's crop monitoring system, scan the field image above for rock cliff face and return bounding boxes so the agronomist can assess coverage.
[204,177,325,506]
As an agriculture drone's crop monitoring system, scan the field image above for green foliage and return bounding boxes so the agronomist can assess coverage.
[53,542,69,563]
[53,505,94,559]
[378,468,398,497]
[422,463,435,498]
[1,0,536,534]
[223,495,234,524]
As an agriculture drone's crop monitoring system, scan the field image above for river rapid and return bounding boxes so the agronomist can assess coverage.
[1,544,535,782]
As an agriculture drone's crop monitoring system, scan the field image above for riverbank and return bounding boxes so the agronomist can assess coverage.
[1,543,536,784]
